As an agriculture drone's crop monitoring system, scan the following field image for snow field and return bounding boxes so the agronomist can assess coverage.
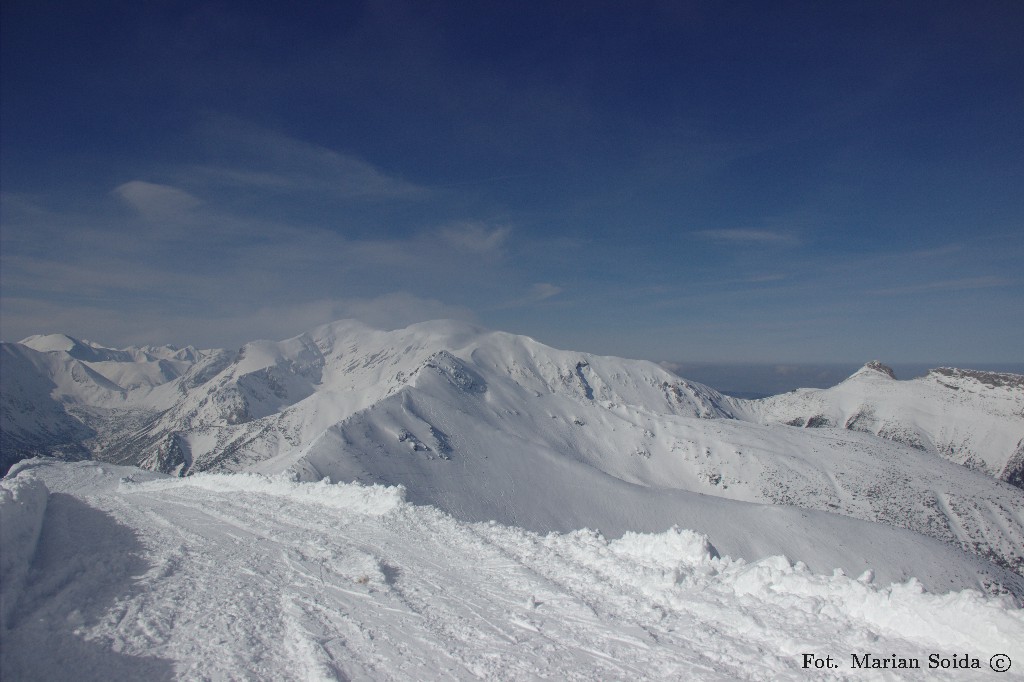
[3,461,1022,680]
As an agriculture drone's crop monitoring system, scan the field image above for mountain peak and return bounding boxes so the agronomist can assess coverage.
[850,361,896,380]
[19,333,86,353]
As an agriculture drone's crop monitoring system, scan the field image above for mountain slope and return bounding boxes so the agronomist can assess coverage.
[0,344,95,473]
[0,336,235,475]
[272,334,1022,574]
[19,333,207,392]
[102,319,734,476]
[744,361,1024,486]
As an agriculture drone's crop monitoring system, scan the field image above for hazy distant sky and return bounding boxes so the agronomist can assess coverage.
[2,1,1022,363]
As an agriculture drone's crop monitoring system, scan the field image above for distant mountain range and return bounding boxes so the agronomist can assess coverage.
[3,320,1023,587]
[661,360,1024,400]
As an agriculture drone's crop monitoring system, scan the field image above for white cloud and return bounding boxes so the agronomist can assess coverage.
[113,181,202,221]
[439,223,511,254]
[529,282,563,301]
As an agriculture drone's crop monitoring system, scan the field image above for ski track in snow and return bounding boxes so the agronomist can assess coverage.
[3,462,1023,681]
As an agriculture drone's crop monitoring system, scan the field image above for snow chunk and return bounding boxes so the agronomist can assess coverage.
[610,526,720,567]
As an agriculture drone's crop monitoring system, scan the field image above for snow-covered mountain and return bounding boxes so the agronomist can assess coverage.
[20,333,204,374]
[2,320,1023,581]
[744,360,1024,487]
[14,333,232,405]
[0,343,95,473]
[0,333,235,474]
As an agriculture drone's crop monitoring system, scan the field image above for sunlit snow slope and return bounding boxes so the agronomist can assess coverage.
[3,460,1023,681]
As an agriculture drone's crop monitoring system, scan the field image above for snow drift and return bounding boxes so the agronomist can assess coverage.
[0,472,49,628]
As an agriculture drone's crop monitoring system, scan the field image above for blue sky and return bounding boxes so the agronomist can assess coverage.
[2,1,1022,363]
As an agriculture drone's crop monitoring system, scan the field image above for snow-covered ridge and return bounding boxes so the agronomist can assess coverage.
[929,366,1024,390]
[746,361,1024,486]
[84,318,735,476]
[2,460,1022,681]
[0,343,96,474]
[18,333,209,390]
[21,333,201,363]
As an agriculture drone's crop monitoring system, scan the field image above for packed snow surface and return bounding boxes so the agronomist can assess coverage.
[3,460,1023,681]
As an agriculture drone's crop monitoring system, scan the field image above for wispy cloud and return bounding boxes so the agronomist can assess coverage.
[529,282,563,301]
[188,117,427,200]
[693,229,798,245]
[332,293,476,330]
[491,282,564,310]
[186,167,299,191]
[0,177,517,347]
[0,293,476,348]
[113,180,202,220]
[869,276,1014,296]
[439,223,511,255]
[908,244,962,259]
[744,273,788,283]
